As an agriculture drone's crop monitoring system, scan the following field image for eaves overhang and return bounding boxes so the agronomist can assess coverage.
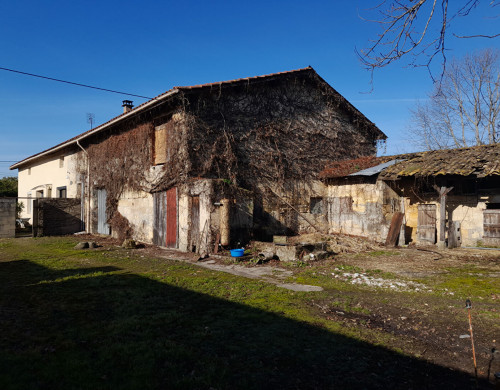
[10,89,180,170]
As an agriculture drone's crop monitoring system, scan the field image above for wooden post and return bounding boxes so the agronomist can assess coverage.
[434,185,453,249]
[439,186,446,244]
[220,198,231,246]
[398,197,406,246]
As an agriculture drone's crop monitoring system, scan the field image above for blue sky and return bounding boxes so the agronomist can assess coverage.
[1,0,498,177]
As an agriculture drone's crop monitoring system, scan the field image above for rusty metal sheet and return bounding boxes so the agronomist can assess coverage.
[385,212,404,247]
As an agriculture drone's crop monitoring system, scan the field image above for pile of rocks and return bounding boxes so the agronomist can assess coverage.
[332,268,430,292]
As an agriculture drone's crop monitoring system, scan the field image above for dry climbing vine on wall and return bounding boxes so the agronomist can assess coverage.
[73,72,385,240]
[76,123,154,237]
[183,74,382,192]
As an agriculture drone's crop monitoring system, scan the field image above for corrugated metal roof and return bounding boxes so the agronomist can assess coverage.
[349,159,402,176]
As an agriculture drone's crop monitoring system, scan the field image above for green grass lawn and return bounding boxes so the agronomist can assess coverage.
[0,237,487,389]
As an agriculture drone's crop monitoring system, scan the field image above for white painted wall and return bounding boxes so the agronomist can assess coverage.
[117,190,154,243]
[17,151,82,222]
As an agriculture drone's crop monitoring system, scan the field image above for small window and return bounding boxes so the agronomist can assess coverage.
[57,186,67,198]
[310,197,324,214]
[59,156,64,168]
[154,124,167,165]
[28,167,31,175]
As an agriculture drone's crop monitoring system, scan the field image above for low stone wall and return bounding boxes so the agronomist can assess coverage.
[34,198,82,236]
[0,198,16,238]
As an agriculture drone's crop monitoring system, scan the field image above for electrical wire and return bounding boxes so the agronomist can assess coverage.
[0,66,154,100]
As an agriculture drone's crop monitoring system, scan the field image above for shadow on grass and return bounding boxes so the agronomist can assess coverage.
[0,259,480,390]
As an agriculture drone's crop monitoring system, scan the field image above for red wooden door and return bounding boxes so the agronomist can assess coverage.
[166,187,177,248]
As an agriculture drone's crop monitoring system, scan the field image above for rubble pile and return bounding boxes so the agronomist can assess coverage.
[288,233,383,254]
[332,268,431,292]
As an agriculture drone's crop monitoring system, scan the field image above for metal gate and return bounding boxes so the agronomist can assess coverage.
[417,204,436,244]
[97,189,110,235]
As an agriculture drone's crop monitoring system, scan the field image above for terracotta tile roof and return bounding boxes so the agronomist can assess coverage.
[174,67,314,90]
[321,143,500,181]
[379,143,500,179]
[11,66,385,169]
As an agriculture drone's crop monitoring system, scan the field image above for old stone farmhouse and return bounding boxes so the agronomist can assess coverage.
[10,67,386,252]
[320,144,500,247]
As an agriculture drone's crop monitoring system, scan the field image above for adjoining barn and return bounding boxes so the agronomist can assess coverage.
[321,144,500,247]
[10,67,386,253]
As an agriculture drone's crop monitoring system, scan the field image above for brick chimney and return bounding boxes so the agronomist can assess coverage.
[122,100,134,113]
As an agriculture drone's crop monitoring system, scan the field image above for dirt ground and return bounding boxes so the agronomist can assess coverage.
[76,233,500,386]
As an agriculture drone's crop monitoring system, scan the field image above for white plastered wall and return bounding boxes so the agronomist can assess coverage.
[116,190,154,243]
[17,150,81,222]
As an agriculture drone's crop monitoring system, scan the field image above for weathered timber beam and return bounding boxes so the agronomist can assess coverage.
[433,185,454,247]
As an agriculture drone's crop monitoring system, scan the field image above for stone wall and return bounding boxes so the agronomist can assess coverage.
[0,198,16,238]
[33,198,82,237]
[326,178,400,241]
[185,72,381,189]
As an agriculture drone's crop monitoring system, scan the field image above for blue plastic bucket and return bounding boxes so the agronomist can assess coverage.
[230,249,244,257]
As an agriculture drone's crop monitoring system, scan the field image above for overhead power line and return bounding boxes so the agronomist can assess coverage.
[0,66,154,100]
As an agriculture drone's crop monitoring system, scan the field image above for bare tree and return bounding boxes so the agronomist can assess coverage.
[359,1,499,81]
[410,49,500,150]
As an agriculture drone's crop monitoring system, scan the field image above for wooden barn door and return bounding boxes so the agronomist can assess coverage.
[153,188,177,248]
[97,189,110,235]
[483,210,500,246]
[417,204,436,244]
[153,192,166,246]
[166,187,177,248]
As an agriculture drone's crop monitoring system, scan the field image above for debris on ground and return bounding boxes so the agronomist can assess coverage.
[74,241,89,250]
[332,267,431,292]
[288,232,383,253]
[74,241,98,250]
